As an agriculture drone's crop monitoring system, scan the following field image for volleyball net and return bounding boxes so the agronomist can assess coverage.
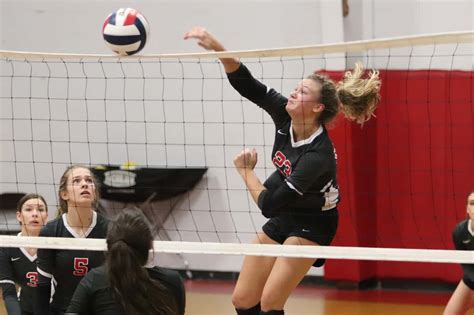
[0,31,473,270]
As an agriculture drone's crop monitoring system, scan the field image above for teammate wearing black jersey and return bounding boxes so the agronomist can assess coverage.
[66,209,185,315]
[185,27,381,315]
[35,165,108,315]
[0,194,48,315]
[444,191,474,315]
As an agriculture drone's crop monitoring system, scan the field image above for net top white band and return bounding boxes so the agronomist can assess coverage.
[2,235,473,264]
[0,31,472,60]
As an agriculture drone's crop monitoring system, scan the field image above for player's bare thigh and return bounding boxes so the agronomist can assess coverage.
[232,232,278,309]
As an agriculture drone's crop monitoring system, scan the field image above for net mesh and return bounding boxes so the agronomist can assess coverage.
[0,31,473,264]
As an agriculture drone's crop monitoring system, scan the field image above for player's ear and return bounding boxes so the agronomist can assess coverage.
[16,211,23,224]
[60,190,69,201]
[313,103,325,113]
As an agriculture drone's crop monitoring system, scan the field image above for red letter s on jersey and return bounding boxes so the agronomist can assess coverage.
[73,257,89,276]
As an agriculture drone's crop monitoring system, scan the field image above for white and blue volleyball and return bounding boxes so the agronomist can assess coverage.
[102,8,150,56]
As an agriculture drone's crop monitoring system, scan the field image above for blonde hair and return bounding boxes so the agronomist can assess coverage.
[308,62,381,126]
[57,165,100,217]
[337,62,381,125]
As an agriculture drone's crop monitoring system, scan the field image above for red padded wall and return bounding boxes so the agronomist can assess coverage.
[325,70,473,283]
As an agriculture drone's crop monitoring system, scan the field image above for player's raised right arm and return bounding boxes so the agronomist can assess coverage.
[184,26,282,120]
[184,26,240,73]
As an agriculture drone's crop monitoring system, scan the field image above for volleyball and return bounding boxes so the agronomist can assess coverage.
[102,8,150,56]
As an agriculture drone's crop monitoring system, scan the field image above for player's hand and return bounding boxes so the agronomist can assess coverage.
[234,148,258,170]
[184,26,225,52]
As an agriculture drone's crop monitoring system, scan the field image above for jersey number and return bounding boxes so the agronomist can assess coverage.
[273,151,292,176]
[73,258,89,277]
[26,272,38,287]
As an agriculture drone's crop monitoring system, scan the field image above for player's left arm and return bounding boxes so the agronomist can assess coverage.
[35,226,56,315]
[236,149,330,217]
[237,168,298,218]
[234,148,268,208]
[0,248,21,315]
[452,224,465,250]
[264,151,332,216]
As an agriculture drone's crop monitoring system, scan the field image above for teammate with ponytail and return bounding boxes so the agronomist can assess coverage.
[66,209,185,315]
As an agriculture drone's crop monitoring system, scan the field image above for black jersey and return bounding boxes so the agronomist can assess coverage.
[36,211,108,313]
[227,64,339,219]
[0,234,39,313]
[452,219,474,280]
[66,265,186,315]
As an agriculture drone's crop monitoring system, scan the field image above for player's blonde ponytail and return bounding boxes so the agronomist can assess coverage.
[337,62,381,125]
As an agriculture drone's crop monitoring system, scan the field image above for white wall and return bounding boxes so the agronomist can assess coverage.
[344,0,473,70]
[0,0,344,53]
[0,0,472,274]
[344,0,472,40]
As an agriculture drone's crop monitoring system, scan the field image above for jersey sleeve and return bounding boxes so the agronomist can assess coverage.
[257,171,305,217]
[258,150,336,216]
[164,270,186,315]
[0,247,16,289]
[150,267,186,315]
[258,178,301,218]
[452,223,464,250]
[227,64,289,128]
[65,273,93,314]
[35,226,55,314]
[36,226,54,285]
[0,248,21,315]
[173,272,186,315]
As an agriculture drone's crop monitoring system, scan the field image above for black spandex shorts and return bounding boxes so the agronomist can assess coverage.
[463,275,474,290]
[262,208,338,267]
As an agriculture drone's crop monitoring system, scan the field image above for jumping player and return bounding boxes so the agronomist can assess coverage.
[185,27,381,315]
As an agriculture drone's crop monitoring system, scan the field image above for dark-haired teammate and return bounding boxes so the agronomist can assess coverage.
[35,165,108,315]
[66,210,185,315]
[185,27,381,315]
[0,194,49,315]
[444,191,474,315]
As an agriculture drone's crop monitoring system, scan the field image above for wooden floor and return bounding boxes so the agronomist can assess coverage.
[185,280,455,315]
[2,279,474,315]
